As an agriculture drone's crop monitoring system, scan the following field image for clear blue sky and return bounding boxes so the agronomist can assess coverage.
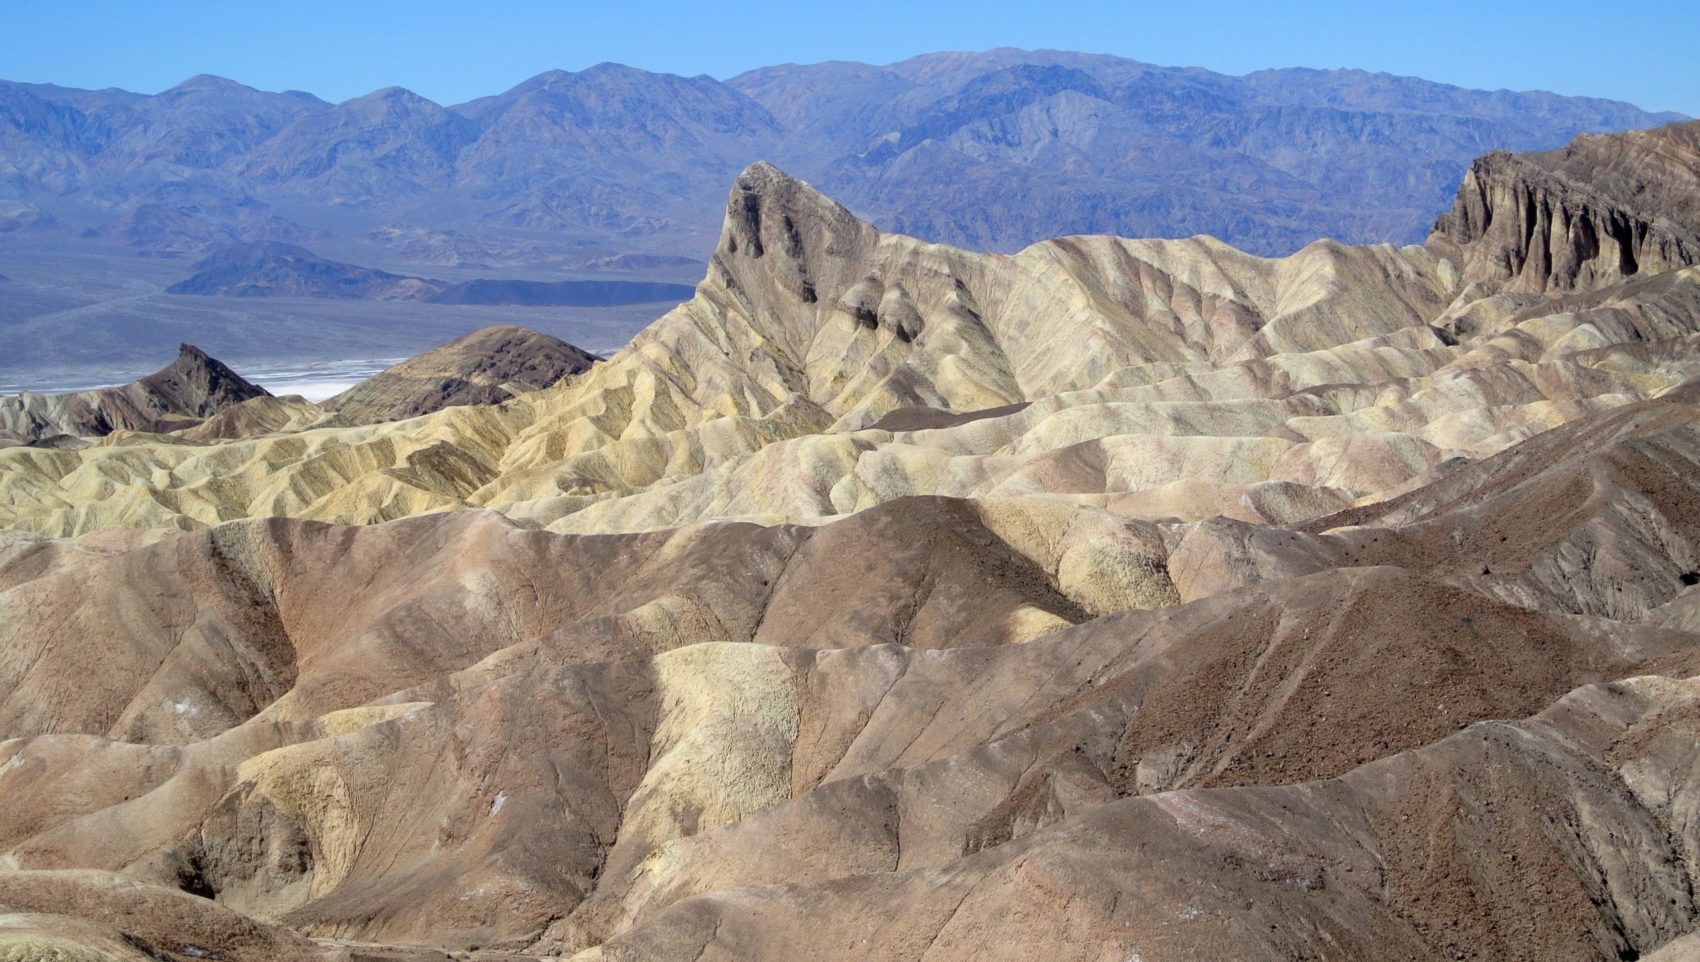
[4,0,1696,115]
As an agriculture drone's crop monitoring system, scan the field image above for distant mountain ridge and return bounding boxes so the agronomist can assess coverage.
[0,50,1688,385]
[164,240,697,306]
[0,49,1684,258]
[165,240,442,299]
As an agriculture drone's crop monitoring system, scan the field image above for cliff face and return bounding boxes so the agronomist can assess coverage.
[0,344,269,442]
[1431,120,1700,292]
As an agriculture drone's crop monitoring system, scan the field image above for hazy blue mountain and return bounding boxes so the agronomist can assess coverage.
[0,50,1684,257]
[727,50,1687,252]
[240,86,479,201]
[451,62,783,233]
[100,75,328,171]
[0,84,102,193]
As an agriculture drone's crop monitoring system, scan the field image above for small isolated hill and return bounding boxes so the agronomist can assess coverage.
[325,325,599,423]
[164,240,443,299]
[0,343,268,442]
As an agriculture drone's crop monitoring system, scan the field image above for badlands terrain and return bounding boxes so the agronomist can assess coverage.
[1,119,1700,960]
[0,49,1684,378]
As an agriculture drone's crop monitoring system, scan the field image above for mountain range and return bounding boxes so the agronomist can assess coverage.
[1,117,1699,959]
[0,50,1684,260]
[1,50,1686,382]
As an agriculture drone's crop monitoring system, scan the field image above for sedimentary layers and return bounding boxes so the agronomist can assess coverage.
[3,121,1700,961]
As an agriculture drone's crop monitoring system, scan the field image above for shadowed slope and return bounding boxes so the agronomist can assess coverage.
[0,344,269,444]
[324,325,599,424]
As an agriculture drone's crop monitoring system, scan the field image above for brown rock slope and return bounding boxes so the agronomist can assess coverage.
[0,344,269,444]
[2,411,1700,958]
[2,122,1700,960]
[324,325,598,424]
[1431,119,1700,293]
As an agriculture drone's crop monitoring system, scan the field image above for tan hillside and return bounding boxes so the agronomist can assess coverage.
[4,121,1700,961]
[4,139,1700,540]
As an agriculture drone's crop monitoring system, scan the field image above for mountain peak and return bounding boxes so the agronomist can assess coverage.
[703,162,885,359]
[718,163,865,266]
[730,161,841,208]
[349,85,428,103]
[163,74,251,95]
[338,85,447,115]
[143,342,270,416]
[0,342,267,441]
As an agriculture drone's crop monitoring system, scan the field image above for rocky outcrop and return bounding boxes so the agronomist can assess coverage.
[1430,119,1700,292]
[324,325,599,424]
[0,343,269,442]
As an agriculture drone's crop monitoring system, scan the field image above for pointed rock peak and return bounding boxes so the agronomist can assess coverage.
[718,162,869,264]
[167,342,237,379]
[736,160,797,188]
[342,85,445,114]
[151,344,271,409]
[708,164,881,323]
